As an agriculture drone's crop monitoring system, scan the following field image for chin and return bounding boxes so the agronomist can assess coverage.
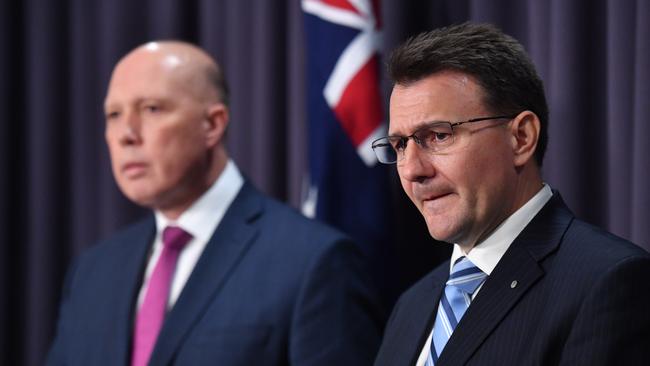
[424,217,462,243]
[126,195,157,208]
[119,186,159,207]
[426,225,454,243]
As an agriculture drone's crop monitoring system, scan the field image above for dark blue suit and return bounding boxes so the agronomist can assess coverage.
[375,193,650,365]
[48,182,383,365]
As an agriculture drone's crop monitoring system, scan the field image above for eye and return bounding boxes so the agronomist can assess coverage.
[432,131,452,142]
[422,125,453,145]
[144,105,161,113]
[390,137,407,151]
[105,111,120,120]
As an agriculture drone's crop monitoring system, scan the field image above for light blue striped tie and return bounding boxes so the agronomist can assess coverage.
[427,257,487,365]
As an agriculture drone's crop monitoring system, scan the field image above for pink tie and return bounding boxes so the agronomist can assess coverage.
[131,226,192,366]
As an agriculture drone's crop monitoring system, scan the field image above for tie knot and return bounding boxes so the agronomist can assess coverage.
[162,226,192,251]
[446,257,487,295]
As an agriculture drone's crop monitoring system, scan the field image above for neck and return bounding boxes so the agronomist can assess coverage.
[158,149,228,220]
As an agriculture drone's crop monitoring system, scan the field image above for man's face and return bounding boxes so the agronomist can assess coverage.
[389,71,519,248]
[104,51,211,211]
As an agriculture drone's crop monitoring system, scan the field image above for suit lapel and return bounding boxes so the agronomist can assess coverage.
[437,242,544,365]
[403,268,447,366]
[149,182,263,365]
[107,217,155,365]
[437,193,574,365]
[375,263,448,366]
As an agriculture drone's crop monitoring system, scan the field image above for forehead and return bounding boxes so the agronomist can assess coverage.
[388,71,487,134]
[105,51,196,106]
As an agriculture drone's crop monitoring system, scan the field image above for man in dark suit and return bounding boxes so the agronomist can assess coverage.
[372,23,650,365]
[47,41,383,366]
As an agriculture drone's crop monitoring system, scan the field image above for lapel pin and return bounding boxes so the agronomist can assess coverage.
[510,280,518,289]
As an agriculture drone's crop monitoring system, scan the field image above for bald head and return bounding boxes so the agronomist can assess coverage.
[113,41,228,105]
[104,41,231,218]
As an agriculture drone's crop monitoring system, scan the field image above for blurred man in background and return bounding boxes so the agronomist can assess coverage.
[47,41,383,366]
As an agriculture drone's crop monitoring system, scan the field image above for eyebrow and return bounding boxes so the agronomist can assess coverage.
[388,120,450,137]
[104,96,170,110]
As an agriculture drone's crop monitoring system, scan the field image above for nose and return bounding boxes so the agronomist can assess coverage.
[397,143,435,183]
[118,111,142,146]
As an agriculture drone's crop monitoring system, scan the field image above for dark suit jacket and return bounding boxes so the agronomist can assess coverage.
[375,192,650,366]
[47,182,384,366]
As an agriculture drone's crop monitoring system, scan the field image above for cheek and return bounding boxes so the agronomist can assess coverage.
[398,176,416,201]
[105,138,123,176]
[104,131,118,158]
[153,132,204,175]
[434,150,488,211]
[153,142,186,173]
[461,148,512,206]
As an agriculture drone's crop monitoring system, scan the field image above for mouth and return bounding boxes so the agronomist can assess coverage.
[418,191,456,213]
[121,162,148,178]
[422,192,453,202]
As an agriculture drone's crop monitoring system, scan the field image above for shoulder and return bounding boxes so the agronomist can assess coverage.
[231,183,365,280]
[73,215,154,272]
[242,184,350,249]
[531,191,648,276]
[552,220,650,363]
[540,215,650,310]
[560,217,649,270]
[259,195,363,273]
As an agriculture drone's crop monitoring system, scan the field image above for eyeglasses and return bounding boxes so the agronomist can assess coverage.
[371,115,517,164]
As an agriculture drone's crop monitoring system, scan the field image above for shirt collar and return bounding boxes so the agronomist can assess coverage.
[450,184,553,275]
[154,159,244,243]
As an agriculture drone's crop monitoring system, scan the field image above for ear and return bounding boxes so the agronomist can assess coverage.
[202,103,229,148]
[509,111,540,167]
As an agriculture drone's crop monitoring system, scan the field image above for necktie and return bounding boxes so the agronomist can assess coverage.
[428,257,487,365]
[131,226,192,366]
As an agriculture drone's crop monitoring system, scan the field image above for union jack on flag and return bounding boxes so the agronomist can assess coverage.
[301,0,392,271]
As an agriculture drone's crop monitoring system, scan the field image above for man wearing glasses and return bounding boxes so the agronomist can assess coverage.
[374,23,650,366]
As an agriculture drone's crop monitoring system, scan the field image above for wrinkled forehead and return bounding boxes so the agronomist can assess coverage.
[388,71,487,134]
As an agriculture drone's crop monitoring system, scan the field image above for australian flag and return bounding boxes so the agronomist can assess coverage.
[301,0,394,300]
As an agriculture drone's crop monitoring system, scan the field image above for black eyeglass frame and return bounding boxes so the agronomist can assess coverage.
[371,114,519,164]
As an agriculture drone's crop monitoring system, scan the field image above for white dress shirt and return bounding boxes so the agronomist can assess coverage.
[135,160,244,310]
[415,184,553,366]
